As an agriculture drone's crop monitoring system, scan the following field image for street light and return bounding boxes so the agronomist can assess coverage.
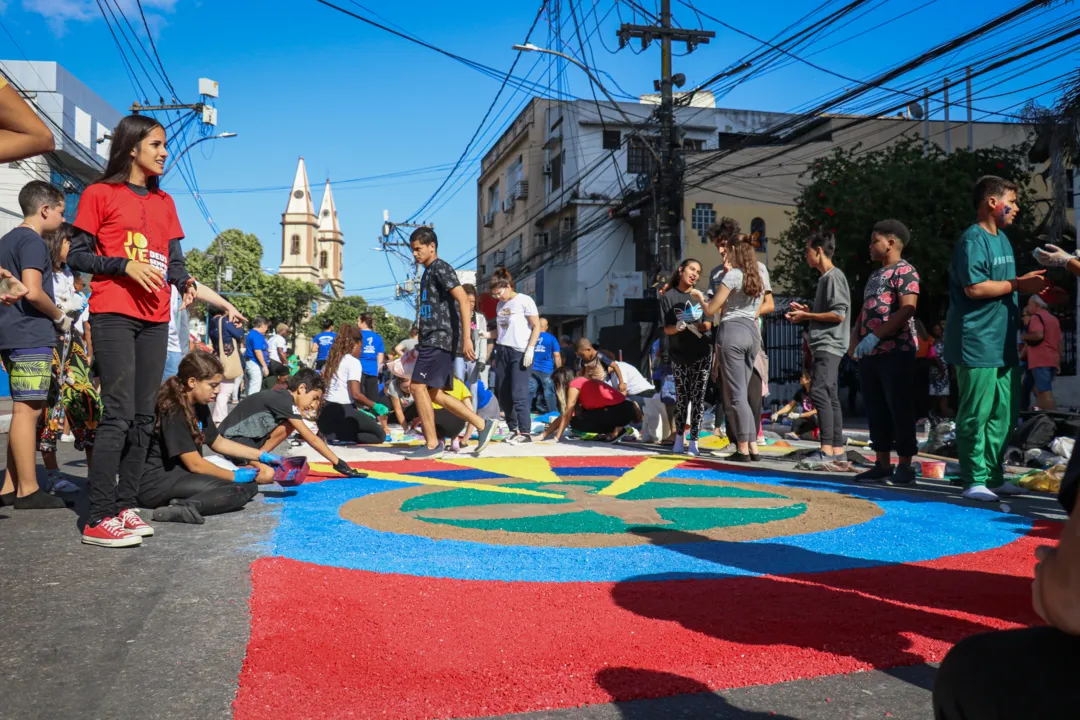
[512,44,659,161]
[166,132,238,174]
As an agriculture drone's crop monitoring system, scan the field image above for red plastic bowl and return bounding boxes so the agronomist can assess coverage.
[273,457,309,487]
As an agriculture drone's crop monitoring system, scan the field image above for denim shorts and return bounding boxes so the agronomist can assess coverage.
[1031,366,1057,393]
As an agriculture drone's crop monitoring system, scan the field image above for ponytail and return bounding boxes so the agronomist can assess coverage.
[156,350,224,446]
[726,238,763,298]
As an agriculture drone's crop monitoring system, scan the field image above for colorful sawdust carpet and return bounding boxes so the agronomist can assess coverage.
[234,454,1051,719]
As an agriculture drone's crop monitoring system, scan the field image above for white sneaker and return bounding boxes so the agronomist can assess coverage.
[991,482,1028,496]
[673,435,685,454]
[962,485,1000,503]
[506,433,529,446]
[687,440,699,456]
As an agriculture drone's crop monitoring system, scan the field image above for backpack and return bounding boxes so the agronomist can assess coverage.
[1013,414,1057,451]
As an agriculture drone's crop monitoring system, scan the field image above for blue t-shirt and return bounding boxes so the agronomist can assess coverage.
[0,227,55,350]
[244,329,268,363]
[359,330,385,376]
[532,332,558,373]
[312,331,336,362]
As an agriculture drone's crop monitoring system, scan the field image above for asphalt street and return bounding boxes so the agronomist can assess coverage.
[0,435,1063,720]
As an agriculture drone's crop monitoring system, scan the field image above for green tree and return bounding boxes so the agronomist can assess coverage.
[259,274,321,335]
[302,296,409,348]
[771,139,1046,324]
[185,229,265,320]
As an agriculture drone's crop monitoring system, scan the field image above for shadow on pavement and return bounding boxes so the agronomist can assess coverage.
[611,529,1037,691]
[595,667,797,719]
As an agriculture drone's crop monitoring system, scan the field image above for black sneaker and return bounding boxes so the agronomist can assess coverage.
[854,463,892,484]
[13,489,67,509]
[888,463,917,486]
[474,419,497,455]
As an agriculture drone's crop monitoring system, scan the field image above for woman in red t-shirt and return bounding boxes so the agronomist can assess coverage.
[68,115,195,548]
[539,367,641,442]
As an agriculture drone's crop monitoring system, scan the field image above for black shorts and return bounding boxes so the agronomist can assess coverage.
[412,346,454,391]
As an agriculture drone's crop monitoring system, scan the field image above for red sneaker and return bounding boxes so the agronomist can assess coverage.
[118,508,154,537]
[82,517,142,548]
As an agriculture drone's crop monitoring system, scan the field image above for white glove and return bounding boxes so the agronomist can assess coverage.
[675,321,687,332]
[62,293,88,317]
[53,315,72,333]
[1033,244,1078,268]
[523,346,535,368]
[790,412,801,420]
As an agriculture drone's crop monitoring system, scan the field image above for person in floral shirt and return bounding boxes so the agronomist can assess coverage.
[849,219,920,485]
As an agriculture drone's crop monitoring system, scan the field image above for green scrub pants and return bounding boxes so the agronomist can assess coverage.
[954,365,1019,489]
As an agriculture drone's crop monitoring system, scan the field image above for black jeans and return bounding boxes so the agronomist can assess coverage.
[810,351,844,447]
[570,401,638,434]
[138,472,258,516]
[859,351,918,458]
[934,627,1080,719]
[87,313,168,524]
[494,345,531,433]
[316,402,386,445]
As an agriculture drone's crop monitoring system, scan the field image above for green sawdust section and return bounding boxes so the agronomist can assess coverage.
[401,480,807,535]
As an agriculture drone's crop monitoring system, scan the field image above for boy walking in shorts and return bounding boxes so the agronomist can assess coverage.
[0,182,71,509]
[407,227,496,459]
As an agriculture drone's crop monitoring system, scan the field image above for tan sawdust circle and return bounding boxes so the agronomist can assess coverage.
[339,475,882,548]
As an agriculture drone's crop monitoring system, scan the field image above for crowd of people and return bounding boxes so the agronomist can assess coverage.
[1,80,1079,718]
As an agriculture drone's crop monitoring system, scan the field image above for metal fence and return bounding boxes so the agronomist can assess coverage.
[763,300,1079,380]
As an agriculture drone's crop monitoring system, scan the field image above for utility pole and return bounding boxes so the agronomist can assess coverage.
[617,0,713,282]
[131,78,221,126]
[943,77,951,157]
[966,67,974,151]
[381,210,433,318]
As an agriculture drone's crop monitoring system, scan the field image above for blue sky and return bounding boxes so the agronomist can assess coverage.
[2,0,1077,315]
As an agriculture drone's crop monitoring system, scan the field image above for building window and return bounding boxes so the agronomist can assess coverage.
[691,203,716,240]
[602,130,621,150]
[683,138,705,152]
[319,250,328,269]
[488,181,500,213]
[290,234,301,255]
[627,136,655,174]
[550,152,563,191]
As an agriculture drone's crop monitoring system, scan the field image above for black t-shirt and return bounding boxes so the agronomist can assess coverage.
[0,227,55,350]
[660,288,712,364]
[218,388,299,444]
[144,404,219,479]
[418,258,461,353]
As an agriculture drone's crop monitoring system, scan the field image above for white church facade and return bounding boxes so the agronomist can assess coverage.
[279,157,345,298]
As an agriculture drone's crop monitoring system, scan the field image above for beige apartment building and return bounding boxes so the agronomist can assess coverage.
[475,97,1077,382]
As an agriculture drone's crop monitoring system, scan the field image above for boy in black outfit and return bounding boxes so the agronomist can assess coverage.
[407,227,496,459]
[0,181,71,509]
[218,367,363,477]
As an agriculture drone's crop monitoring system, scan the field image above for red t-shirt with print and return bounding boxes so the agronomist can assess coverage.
[74,183,184,322]
[569,376,626,410]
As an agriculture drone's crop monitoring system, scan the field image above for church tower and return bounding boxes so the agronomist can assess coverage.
[316,179,344,297]
[279,157,320,285]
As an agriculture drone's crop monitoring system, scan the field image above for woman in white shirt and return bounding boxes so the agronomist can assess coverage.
[316,324,387,445]
[489,267,540,444]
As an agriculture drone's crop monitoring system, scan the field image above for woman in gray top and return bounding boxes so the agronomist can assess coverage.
[693,236,771,461]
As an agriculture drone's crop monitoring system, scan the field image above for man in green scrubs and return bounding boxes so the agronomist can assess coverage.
[945,175,1047,502]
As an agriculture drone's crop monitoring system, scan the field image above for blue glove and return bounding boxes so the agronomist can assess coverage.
[854,333,880,359]
[372,403,390,417]
[259,452,283,466]
[233,467,258,483]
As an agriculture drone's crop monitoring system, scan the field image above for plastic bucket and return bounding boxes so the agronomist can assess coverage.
[920,460,946,480]
[273,456,310,486]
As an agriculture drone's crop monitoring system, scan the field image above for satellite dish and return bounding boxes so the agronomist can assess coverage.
[907,101,924,120]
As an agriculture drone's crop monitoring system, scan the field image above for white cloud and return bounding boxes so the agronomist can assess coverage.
[21,0,178,37]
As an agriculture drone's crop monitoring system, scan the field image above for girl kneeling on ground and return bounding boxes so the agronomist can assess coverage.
[135,350,286,531]
[317,324,388,445]
[539,367,641,443]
